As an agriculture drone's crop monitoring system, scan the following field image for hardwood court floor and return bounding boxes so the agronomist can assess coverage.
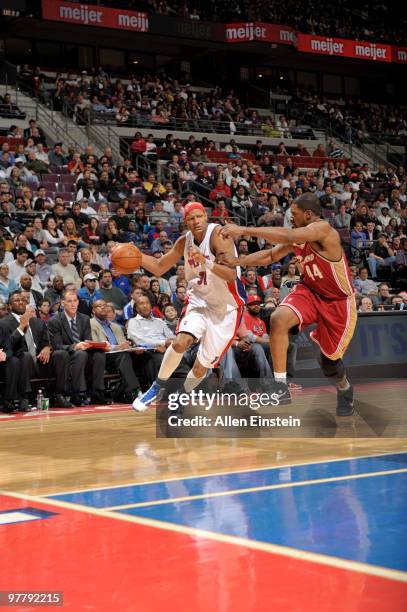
[0,381,406,611]
[1,379,406,496]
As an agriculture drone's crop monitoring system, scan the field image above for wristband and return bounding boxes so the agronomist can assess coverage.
[205,259,214,270]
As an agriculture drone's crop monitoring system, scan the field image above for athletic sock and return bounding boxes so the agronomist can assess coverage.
[183,370,206,393]
[337,377,351,391]
[157,345,184,382]
[274,372,287,385]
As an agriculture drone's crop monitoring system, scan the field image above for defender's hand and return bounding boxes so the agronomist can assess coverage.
[220,224,245,240]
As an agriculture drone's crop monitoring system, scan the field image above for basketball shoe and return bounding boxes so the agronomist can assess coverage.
[132,381,163,412]
[336,385,354,416]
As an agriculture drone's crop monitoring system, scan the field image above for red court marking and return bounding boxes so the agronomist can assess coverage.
[0,495,405,612]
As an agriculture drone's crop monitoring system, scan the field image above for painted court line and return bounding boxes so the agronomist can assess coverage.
[105,467,407,510]
[1,489,406,584]
[45,450,407,498]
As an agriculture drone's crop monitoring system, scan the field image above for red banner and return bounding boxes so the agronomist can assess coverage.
[42,0,148,33]
[225,22,295,45]
[297,34,392,63]
[392,46,407,63]
[40,2,405,65]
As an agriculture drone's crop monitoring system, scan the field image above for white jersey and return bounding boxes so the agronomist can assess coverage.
[184,223,246,313]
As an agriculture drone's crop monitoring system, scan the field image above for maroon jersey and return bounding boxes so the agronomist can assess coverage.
[294,242,354,300]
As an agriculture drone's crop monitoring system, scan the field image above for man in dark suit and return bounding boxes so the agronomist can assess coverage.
[1,292,72,409]
[0,323,21,413]
[48,289,106,406]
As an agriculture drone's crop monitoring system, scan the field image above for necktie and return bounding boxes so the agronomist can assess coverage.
[25,326,37,360]
[70,318,81,344]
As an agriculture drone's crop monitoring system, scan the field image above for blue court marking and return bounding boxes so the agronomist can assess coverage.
[48,452,407,508]
[118,471,407,572]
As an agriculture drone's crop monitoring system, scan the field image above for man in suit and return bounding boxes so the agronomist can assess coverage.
[91,299,140,402]
[48,289,106,405]
[0,322,21,413]
[1,292,72,409]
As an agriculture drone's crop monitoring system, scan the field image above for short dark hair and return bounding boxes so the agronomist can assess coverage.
[295,193,322,216]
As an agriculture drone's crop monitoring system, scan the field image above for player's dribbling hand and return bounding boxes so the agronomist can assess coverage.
[220,224,244,240]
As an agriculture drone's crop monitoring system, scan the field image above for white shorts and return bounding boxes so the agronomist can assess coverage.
[176,305,242,368]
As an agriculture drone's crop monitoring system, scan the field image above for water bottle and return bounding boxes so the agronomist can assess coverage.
[36,389,44,411]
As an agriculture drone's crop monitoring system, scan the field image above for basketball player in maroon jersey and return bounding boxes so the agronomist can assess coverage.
[220,193,357,415]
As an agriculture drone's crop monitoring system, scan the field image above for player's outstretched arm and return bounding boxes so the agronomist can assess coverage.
[218,244,293,268]
[220,222,331,245]
[141,237,185,276]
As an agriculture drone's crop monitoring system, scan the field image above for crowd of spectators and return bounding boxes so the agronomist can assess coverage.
[0,115,406,411]
[18,65,277,137]
[291,91,407,144]
[71,1,406,44]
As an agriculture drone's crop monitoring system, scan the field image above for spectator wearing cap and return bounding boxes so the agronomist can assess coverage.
[227,297,273,382]
[24,258,43,295]
[77,273,102,307]
[367,234,396,279]
[378,205,391,229]
[34,250,52,288]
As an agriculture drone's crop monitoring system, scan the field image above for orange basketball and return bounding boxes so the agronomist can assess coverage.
[111,243,142,274]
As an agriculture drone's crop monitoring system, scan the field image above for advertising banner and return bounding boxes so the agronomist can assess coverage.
[42,0,149,33]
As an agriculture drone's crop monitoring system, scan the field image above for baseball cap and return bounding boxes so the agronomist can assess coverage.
[34,249,46,257]
[15,157,25,164]
[84,273,98,281]
[247,295,262,305]
[271,262,282,269]
[24,259,35,267]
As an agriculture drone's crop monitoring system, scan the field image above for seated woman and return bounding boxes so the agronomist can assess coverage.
[43,217,67,249]
[103,218,127,244]
[82,217,103,246]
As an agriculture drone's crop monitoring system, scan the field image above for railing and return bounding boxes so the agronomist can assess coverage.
[68,109,316,140]
[0,75,90,154]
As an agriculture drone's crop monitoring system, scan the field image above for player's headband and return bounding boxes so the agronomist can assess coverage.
[184,202,206,218]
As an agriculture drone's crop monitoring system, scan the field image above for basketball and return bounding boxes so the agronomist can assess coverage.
[111,243,142,274]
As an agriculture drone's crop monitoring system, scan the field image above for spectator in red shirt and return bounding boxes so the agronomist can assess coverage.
[130,131,147,168]
[313,143,327,158]
[211,198,231,225]
[209,179,231,201]
[243,295,268,343]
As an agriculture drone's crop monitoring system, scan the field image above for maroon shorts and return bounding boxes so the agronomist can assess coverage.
[280,283,357,360]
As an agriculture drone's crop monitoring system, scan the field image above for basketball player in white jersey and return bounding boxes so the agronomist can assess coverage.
[132,201,246,412]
